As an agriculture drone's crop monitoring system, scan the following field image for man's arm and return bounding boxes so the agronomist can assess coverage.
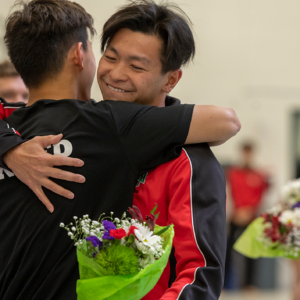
[1,104,239,212]
[185,105,240,144]
[161,144,227,300]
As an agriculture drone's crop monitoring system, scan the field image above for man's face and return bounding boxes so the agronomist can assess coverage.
[97,28,169,106]
[0,76,29,103]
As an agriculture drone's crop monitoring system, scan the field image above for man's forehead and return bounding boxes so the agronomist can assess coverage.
[106,28,163,64]
[0,76,27,89]
[107,45,152,65]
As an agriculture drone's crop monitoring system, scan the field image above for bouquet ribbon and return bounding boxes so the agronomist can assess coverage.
[76,224,174,300]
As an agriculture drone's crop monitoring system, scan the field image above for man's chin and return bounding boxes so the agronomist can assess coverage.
[101,93,136,102]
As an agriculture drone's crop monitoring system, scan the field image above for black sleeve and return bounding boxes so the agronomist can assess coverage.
[0,119,26,169]
[178,144,227,300]
[105,101,194,176]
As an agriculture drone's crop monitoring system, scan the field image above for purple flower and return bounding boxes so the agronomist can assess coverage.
[86,236,103,249]
[292,201,300,209]
[102,220,116,240]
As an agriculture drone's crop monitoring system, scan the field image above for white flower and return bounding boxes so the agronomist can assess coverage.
[68,232,73,236]
[73,216,78,220]
[268,204,283,215]
[279,210,295,225]
[293,208,300,227]
[281,179,300,205]
[59,223,65,227]
[134,224,162,254]
[71,227,76,232]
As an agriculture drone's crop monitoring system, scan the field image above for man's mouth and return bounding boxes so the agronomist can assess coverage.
[107,84,128,93]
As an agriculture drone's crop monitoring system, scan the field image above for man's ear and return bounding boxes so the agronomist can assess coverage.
[73,42,84,70]
[162,69,182,93]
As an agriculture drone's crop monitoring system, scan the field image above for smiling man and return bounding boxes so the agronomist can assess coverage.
[0,0,240,299]
[93,3,228,299]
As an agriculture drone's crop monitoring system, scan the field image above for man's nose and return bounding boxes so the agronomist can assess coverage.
[109,62,128,82]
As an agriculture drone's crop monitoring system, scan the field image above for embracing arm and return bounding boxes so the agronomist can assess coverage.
[0,103,239,213]
[0,119,85,213]
[185,105,241,145]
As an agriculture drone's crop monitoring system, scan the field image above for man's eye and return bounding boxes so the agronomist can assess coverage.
[132,65,144,71]
[105,55,115,60]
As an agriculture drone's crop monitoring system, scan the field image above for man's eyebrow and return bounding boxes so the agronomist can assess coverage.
[107,46,118,55]
[107,46,151,65]
[128,55,151,66]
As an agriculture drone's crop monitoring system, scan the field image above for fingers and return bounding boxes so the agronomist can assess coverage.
[48,155,84,167]
[45,167,86,183]
[32,186,54,213]
[35,133,63,148]
[43,179,75,200]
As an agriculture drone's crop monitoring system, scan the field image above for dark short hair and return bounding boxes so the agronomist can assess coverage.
[101,0,195,74]
[241,142,255,152]
[0,60,19,78]
[5,0,96,88]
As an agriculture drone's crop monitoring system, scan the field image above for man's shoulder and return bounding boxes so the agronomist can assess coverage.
[182,143,219,164]
[150,143,220,175]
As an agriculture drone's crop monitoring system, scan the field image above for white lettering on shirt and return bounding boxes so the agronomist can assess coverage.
[53,140,73,157]
[0,168,14,180]
[1,139,73,181]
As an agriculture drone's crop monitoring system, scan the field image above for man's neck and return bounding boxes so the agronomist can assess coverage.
[26,75,90,106]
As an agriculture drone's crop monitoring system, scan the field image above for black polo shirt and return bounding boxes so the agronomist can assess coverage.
[0,99,193,300]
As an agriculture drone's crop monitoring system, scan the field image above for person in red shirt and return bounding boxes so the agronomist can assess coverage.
[225,142,269,289]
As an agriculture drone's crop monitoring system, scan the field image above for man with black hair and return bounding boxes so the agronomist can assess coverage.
[0,0,240,299]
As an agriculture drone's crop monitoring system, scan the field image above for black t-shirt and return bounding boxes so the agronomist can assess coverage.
[0,99,193,300]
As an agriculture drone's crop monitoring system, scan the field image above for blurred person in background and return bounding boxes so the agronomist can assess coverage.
[225,142,270,289]
[0,60,28,103]
[0,60,29,120]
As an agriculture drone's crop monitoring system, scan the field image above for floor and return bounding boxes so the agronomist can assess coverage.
[220,290,291,300]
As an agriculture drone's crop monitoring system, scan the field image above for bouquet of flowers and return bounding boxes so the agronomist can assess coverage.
[60,205,174,300]
[234,178,300,259]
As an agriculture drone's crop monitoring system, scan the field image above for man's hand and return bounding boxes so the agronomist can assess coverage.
[3,134,85,213]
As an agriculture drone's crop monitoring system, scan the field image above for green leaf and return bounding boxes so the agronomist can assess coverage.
[150,203,158,214]
[155,225,171,236]
[155,212,160,220]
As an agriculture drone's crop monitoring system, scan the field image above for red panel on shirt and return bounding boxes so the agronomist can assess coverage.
[133,151,205,299]
[0,103,17,119]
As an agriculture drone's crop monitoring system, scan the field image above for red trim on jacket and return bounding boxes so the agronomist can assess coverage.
[133,150,205,299]
[0,103,17,120]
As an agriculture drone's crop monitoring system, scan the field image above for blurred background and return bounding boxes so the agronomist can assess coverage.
[1,0,300,299]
